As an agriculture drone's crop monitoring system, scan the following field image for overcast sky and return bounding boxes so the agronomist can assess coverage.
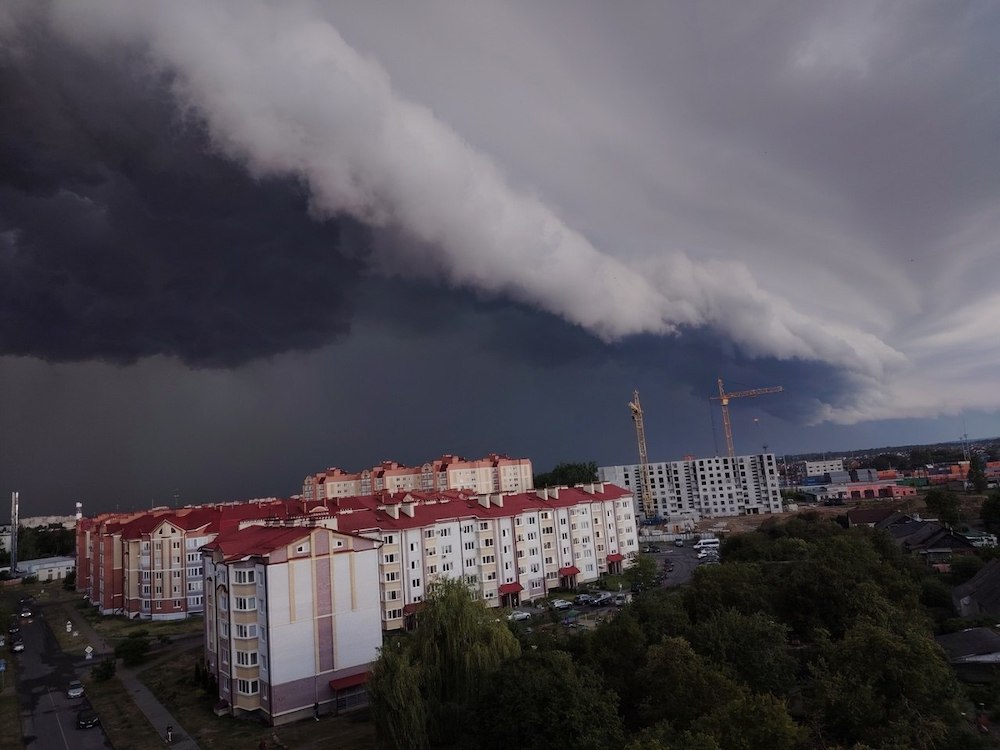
[2,0,998,517]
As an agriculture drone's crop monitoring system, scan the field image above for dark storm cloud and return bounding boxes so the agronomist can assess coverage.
[0,17,368,367]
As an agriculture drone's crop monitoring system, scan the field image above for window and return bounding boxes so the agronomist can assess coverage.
[235,623,257,639]
[235,596,256,611]
[234,570,256,584]
[236,651,258,667]
[411,578,421,588]
[237,679,259,695]
[385,571,399,582]
[220,622,229,637]
[383,553,396,564]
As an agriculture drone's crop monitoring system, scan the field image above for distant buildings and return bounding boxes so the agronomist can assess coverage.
[598,453,783,525]
[302,454,534,501]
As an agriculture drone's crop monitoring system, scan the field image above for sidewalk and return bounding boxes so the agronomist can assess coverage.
[59,602,201,749]
[119,665,201,749]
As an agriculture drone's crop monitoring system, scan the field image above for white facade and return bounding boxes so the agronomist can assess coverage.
[19,555,76,580]
[803,459,845,477]
[203,526,381,725]
[598,454,784,524]
[338,484,638,631]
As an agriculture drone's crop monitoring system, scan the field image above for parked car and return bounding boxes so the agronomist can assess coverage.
[643,545,661,553]
[613,593,632,607]
[76,709,100,729]
[11,638,24,653]
[674,539,684,547]
[550,599,572,610]
[19,608,31,619]
[574,593,594,605]
[507,610,531,622]
[590,593,613,606]
[697,550,719,559]
[67,680,85,699]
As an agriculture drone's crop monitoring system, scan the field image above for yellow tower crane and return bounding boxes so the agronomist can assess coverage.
[711,378,783,459]
[628,390,656,520]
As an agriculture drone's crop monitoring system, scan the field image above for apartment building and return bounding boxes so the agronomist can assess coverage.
[78,481,635,630]
[326,483,637,630]
[598,453,783,524]
[202,525,381,725]
[302,454,534,501]
[77,500,298,618]
[801,459,845,477]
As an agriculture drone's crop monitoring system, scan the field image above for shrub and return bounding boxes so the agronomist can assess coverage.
[92,657,116,682]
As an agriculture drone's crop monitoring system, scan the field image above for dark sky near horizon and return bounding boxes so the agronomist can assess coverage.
[2,1,999,517]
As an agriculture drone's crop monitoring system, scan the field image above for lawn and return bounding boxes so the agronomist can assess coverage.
[81,671,163,750]
[139,647,376,750]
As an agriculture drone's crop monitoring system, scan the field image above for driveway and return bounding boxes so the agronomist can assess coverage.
[12,606,112,749]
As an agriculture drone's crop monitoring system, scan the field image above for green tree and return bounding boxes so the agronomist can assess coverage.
[635,637,742,730]
[114,632,151,666]
[625,553,658,591]
[981,492,1000,532]
[368,640,427,750]
[471,650,624,750]
[368,578,520,749]
[691,693,803,750]
[533,461,598,487]
[924,489,961,526]
[688,608,797,695]
[806,621,960,748]
[968,455,988,493]
[582,611,648,725]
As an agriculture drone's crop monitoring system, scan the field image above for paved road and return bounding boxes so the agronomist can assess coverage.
[652,545,704,586]
[13,608,112,749]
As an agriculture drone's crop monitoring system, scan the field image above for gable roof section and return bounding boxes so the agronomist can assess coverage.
[954,559,1000,615]
[846,507,899,527]
[935,628,1000,660]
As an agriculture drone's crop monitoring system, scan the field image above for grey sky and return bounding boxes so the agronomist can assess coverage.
[1,1,997,515]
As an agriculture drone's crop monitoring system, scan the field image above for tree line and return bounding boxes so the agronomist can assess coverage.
[368,513,994,750]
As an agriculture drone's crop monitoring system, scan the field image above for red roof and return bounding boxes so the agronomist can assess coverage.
[402,603,424,615]
[607,553,624,562]
[202,526,313,561]
[558,566,580,576]
[329,671,369,691]
[498,582,523,594]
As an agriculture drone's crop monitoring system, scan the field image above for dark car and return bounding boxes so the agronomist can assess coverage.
[590,593,613,606]
[76,709,100,729]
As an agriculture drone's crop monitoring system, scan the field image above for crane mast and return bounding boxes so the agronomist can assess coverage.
[711,378,783,459]
[628,390,656,520]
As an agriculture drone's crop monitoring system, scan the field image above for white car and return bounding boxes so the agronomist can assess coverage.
[11,639,24,653]
[507,610,531,622]
[697,550,719,559]
[68,680,85,699]
[550,599,572,610]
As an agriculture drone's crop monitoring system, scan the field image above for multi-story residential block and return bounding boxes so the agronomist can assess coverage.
[77,483,636,631]
[77,500,297,618]
[328,482,636,630]
[202,525,381,725]
[302,454,534,501]
[598,453,783,524]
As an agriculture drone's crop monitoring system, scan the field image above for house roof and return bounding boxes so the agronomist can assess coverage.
[954,559,1000,615]
[846,507,899,527]
[883,520,976,552]
[935,628,1000,660]
[498,582,523,594]
[201,526,314,561]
